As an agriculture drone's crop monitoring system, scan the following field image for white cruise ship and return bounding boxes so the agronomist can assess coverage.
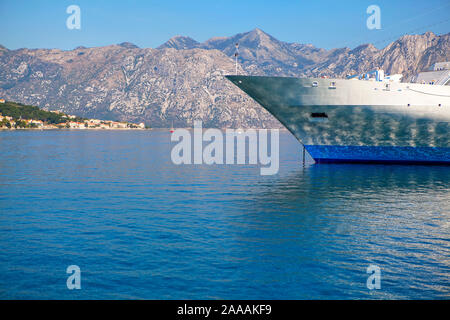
[226,62,450,164]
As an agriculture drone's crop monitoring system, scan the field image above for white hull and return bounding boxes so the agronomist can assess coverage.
[226,76,450,164]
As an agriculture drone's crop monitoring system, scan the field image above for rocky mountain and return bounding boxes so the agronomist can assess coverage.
[118,42,140,49]
[159,28,328,76]
[0,45,277,128]
[158,36,200,50]
[199,28,317,76]
[310,32,450,80]
[0,29,448,128]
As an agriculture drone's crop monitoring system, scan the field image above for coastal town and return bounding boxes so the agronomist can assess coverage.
[0,99,147,130]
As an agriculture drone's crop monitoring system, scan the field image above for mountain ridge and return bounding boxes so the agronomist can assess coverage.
[0,29,448,128]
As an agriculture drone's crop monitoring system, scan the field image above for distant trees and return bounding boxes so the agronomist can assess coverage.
[0,118,11,128]
[14,120,27,128]
[0,101,86,124]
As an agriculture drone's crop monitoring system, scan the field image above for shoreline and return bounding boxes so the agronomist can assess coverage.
[0,128,150,131]
[0,127,289,131]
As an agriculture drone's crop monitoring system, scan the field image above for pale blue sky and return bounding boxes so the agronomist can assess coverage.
[0,0,449,50]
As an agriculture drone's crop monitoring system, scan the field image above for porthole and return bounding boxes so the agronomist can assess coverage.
[311,112,328,118]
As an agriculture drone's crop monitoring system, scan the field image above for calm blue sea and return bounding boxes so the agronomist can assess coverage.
[0,130,448,299]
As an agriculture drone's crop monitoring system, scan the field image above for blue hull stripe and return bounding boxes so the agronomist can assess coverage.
[305,145,450,164]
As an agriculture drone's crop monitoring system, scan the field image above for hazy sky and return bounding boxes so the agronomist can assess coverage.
[1,0,449,50]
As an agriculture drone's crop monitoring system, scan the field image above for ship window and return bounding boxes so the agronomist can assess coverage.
[311,112,328,118]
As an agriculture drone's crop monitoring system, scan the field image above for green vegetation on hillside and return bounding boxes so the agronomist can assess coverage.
[0,101,85,124]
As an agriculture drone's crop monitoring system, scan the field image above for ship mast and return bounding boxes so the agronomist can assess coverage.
[234,43,239,75]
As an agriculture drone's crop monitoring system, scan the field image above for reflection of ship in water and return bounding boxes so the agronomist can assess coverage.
[244,164,450,214]
[227,62,450,164]
[230,164,450,299]
[257,164,450,202]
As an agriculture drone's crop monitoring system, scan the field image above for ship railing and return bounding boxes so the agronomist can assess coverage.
[436,71,450,85]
